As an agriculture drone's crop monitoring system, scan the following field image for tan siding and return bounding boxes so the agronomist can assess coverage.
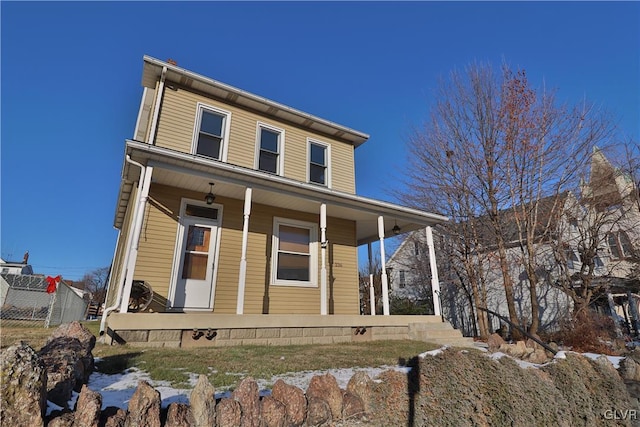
[154,87,357,193]
[130,187,359,315]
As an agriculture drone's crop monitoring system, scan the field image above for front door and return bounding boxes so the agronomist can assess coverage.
[172,203,219,310]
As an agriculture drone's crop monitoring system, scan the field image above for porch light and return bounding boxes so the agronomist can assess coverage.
[392,220,401,235]
[204,182,216,205]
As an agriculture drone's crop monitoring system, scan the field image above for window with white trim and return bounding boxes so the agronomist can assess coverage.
[256,123,283,175]
[193,104,230,160]
[272,218,318,287]
[607,231,634,260]
[308,140,329,186]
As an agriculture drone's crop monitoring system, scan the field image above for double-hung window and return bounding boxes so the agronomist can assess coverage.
[607,231,634,260]
[308,140,330,186]
[193,104,230,161]
[272,218,318,287]
[256,123,283,175]
[399,270,407,288]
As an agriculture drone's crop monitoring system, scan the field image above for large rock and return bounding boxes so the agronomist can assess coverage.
[487,333,506,352]
[0,342,48,427]
[341,390,365,420]
[100,407,127,427]
[39,322,96,407]
[73,384,102,427]
[232,377,260,427]
[165,403,195,427]
[259,396,286,427]
[620,357,640,382]
[346,371,374,414]
[47,411,75,427]
[190,374,216,427]
[271,379,306,426]
[124,380,161,427]
[305,397,331,426]
[216,398,241,427]
[306,373,342,420]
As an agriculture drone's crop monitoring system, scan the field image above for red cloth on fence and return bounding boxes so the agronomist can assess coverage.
[46,275,61,294]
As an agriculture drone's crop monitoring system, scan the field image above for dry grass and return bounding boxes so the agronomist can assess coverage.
[1,322,438,390]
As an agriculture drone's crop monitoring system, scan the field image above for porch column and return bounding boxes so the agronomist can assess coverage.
[119,165,154,313]
[236,187,252,314]
[320,203,328,315]
[368,242,376,316]
[426,226,441,316]
[378,216,390,315]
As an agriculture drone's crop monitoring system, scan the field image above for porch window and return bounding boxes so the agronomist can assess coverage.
[256,123,283,175]
[193,104,230,160]
[272,218,318,287]
[308,140,330,186]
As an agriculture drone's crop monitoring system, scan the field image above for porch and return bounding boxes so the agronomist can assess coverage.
[104,313,473,348]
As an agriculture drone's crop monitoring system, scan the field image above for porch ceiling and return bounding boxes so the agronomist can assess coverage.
[116,140,448,245]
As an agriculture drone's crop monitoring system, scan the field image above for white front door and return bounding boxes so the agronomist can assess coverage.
[172,203,220,310]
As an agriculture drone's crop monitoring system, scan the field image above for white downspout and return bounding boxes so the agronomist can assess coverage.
[378,216,390,315]
[236,187,252,314]
[99,156,145,335]
[119,165,153,313]
[426,226,441,316]
[320,203,327,315]
[148,67,167,146]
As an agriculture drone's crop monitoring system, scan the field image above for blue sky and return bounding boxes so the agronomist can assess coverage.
[2,1,639,281]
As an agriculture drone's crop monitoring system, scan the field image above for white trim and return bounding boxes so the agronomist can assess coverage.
[236,187,252,314]
[191,102,232,162]
[378,216,390,316]
[254,121,285,176]
[271,217,318,288]
[307,138,332,188]
[168,198,223,311]
[426,226,441,316]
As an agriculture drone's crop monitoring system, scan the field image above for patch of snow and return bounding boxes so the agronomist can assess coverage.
[581,352,624,369]
[554,351,567,360]
[419,346,449,358]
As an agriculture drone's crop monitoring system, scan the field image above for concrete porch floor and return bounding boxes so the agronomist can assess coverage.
[104,313,474,348]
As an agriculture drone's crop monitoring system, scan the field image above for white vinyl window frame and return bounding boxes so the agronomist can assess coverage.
[271,217,318,288]
[307,138,331,188]
[191,102,232,162]
[254,122,285,176]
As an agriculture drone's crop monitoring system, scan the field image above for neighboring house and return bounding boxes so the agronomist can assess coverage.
[388,149,640,336]
[101,56,470,348]
[0,252,34,275]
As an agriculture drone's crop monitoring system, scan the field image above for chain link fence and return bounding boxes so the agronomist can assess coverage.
[0,274,88,328]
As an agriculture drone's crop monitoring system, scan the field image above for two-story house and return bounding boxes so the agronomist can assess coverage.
[100,56,471,348]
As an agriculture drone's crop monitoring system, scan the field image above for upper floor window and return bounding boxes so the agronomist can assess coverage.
[308,140,330,187]
[414,241,420,256]
[607,231,634,260]
[271,218,318,287]
[256,123,284,175]
[399,270,407,288]
[193,104,231,161]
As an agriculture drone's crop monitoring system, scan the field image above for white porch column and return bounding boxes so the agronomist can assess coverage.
[378,216,390,315]
[120,165,154,313]
[320,203,328,315]
[368,242,376,316]
[236,187,252,314]
[426,226,441,316]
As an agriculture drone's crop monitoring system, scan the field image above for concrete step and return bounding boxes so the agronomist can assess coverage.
[409,322,455,331]
[408,320,474,347]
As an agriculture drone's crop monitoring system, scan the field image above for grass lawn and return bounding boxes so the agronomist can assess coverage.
[1,321,438,390]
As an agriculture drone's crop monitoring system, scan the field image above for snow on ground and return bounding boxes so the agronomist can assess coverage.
[46,347,626,414]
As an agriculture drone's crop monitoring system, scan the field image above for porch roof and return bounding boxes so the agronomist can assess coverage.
[115,140,448,245]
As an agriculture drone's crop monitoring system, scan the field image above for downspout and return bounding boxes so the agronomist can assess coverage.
[99,156,145,335]
[99,66,166,336]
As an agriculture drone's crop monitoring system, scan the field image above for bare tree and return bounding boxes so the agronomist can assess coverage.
[80,266,111,305]
[401,61,614,338]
